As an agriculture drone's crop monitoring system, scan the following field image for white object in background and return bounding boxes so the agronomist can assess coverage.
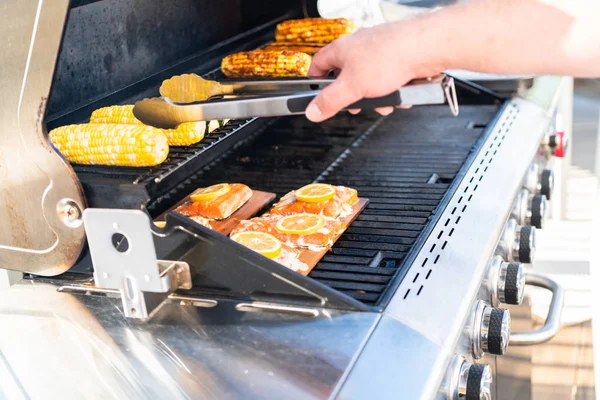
[317,0,385,27]
[317,0,434,27]
[379,2,437,21]
[0,270,22,291]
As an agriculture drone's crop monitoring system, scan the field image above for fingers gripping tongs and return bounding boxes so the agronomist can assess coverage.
[133,73,458,129]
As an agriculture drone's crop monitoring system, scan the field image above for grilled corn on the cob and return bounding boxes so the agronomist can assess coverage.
[90,105,228,146]
[90,105,142,125]
[221,50,311,78]
[274,18,355,44]
[262,42,323,55]
[49,124,169,167]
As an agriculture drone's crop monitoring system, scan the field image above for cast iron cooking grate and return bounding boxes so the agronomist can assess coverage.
[181,105,499,306]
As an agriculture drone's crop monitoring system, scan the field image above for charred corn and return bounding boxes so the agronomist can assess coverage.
[221,50,311,78]
[90,105,143,125]
[262,42,323,55]
[49,124,169,167]
[274,18,355,44]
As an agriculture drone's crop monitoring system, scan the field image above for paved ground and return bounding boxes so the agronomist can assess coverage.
[531,79,600,399]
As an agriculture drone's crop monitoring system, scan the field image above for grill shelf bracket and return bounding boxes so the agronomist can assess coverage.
[70,209,370,317]
[82,208,193,319]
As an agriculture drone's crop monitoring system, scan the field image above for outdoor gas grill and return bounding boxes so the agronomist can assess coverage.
[0,1,572,399]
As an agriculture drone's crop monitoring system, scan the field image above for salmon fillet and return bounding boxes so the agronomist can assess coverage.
[176,183,253,220]
[188,215,213,228]
[270,186,358,218]
[230,214,343,250]
[272,243,309,273]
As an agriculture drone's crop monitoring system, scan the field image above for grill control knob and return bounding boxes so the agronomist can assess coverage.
[473,301,511,358]
[540,169,554,200]
[497,262,525,305]
[481,307,511,355]
[458,362,493,400]
[512,225,536,263]
[528,194,547,229]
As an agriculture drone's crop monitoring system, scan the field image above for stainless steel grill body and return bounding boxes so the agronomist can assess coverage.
[0,0,572,398]
[0,78,569,399]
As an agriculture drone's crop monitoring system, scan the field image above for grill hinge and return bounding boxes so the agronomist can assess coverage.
[82,208,192,319]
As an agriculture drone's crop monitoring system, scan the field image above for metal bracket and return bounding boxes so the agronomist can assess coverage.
[82,208,191,319]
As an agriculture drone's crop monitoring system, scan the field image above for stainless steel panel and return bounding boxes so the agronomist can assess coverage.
[336,315,446,400]
[378,77,565,398]
[0,281,379,399]
[0,0,86,275]
[386,96,552,347]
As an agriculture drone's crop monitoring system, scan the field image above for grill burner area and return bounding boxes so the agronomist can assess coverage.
[176,105,498,305]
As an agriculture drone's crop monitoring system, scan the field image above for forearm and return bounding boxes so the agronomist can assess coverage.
[405,0,600,77]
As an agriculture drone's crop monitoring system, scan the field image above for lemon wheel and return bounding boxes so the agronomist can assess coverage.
[275,213,326,235]
[295,183,336,203]
[190,183,230,202]
[231,231,282,259]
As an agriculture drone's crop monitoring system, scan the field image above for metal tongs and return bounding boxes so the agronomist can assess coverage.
[133,74,458,129]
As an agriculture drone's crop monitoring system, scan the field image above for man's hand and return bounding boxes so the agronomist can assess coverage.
[305,21,444,122]
[304,0,600,123]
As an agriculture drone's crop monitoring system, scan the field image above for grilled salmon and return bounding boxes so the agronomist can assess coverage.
[273,243,309,272]
[230,214,343,250]
[270,186,358,218]
[176,183,253,220]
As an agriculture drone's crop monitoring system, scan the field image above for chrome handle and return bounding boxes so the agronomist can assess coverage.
[510,273,564,346]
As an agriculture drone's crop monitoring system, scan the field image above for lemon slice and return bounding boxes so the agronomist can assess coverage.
[275,213,326,235]
[154,221,166,228]
[190,183,230,202]
[295,183,336,203]
[231,231,282,259]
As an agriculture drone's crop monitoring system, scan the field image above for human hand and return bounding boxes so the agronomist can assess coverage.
[305,20,443,122]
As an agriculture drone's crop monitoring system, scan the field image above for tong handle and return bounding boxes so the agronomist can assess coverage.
[287,91,402,114]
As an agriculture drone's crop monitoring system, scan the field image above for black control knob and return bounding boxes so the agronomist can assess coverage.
[513,225,536,263]
[529,194,547,229]
[540,169,554,200]
[459,363,493,400]
[498,262,525,305]
[481,307,511,356]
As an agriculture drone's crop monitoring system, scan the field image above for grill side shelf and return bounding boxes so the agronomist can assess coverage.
[155,213,370,311]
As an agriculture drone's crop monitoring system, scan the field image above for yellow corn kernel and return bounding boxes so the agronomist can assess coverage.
[274,18,355,44]
[49,124,169,167]
[165,122,206,146]
[90,105,143,125]
[89,105,226,146]
[221,50,311,78]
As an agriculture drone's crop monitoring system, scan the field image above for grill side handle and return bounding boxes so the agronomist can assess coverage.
[510,272,565,345]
